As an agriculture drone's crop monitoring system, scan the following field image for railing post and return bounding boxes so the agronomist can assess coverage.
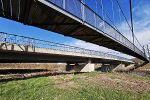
[34,39,35,47]
[15,36,16,44]
[4,33,6,42]
[0,34,1,42]
[143,46,146,56]
[81,1,85,22]
[103,21,105,33]
[94,13,96,28]
[147,44,150,58]
[63,0,65,9]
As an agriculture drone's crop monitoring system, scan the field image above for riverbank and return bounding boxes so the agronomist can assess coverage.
[0,72,150,100]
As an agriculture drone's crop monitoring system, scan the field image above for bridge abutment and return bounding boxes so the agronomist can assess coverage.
[101,63,135,72]
[66,59,94,72]
[101,63,126,72]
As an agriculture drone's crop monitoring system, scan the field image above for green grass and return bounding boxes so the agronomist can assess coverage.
[0,73,150,100]
[73,71,106,75]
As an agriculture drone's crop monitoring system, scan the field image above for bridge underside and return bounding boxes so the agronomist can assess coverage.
[0,0,148,61]
[0,50,131,65]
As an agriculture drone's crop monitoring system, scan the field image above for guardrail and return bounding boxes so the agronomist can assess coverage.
[43,0,147,59]
[0,32,134,62]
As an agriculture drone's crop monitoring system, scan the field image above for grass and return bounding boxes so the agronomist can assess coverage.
[122,73,150,80]
[73,71,106,75]
[0,72,150,100]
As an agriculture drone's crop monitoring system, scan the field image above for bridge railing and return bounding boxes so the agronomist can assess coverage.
[45,0,147,59]
[0,32,134,62]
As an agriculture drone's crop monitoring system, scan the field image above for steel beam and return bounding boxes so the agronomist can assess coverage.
[24,0,32,25]
[64,25,82,36]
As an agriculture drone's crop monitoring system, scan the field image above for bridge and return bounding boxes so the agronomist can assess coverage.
[0,0,149,62]
[0,32,134,72]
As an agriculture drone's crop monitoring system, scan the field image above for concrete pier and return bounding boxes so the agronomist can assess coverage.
[101,64,126,72]
[66,59,94,72]
[101,63,135,72]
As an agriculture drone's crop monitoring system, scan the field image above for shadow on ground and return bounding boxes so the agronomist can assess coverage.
[0,69,72,83]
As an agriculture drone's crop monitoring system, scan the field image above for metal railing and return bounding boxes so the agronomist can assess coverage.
[0,32,134,62]
[43,0,147,59]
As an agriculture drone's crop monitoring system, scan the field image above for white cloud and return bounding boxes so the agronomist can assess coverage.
[132,1,150,32]
[136,28,150,45]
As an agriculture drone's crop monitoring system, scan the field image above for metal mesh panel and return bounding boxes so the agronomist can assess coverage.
[96,16,103,31]
[118,34,122,43]
[105,23,111,36]
[111,28,116,39]
[84,6,95,27]
[109,27,114,37]
[49,0,63,8]
[65,0,82,19]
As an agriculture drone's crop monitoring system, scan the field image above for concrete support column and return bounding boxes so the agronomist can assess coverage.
[112,64,126,72]
[66,63,70,71]
[101,63,126,72]
[81,58,94,72]
[66,58,94,72]
[101,64,116,72]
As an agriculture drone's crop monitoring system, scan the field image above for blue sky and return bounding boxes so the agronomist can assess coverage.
[0,0,150,58]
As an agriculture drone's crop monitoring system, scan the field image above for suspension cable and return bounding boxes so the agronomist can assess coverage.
[116,0,144,52]
[111,0,115,26]
[115,0,132,31]
[118,4,122,33]
[96,0,97,14]
[101,0,104,19]
[129,0,134,45]
[96,0,120,32]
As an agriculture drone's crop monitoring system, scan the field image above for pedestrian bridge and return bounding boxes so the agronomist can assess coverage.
[0,0,149,62]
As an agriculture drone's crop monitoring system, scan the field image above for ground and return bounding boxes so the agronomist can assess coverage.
[0,72,150,100]
[136,63,150,71]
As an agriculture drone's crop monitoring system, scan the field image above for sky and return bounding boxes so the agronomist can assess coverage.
[0,0,150,59]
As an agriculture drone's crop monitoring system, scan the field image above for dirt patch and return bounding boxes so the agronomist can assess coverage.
[136,63,150,72]
[0,71,66,80]
[87,73,150,93]
[49,74,80,89]
[48,73,150,93]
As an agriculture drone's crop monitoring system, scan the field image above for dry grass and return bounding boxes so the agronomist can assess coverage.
[132,58,145,66]
[58,63,66,70]
[86,73,150,93]
[0,63,59,71]
[136,63,150,71]
[132,58,150,72]
[49,74,80,89]
[47,72,150,94]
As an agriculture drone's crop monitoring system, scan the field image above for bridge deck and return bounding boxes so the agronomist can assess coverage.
[0,42,133,64]
[0,0,148,61]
